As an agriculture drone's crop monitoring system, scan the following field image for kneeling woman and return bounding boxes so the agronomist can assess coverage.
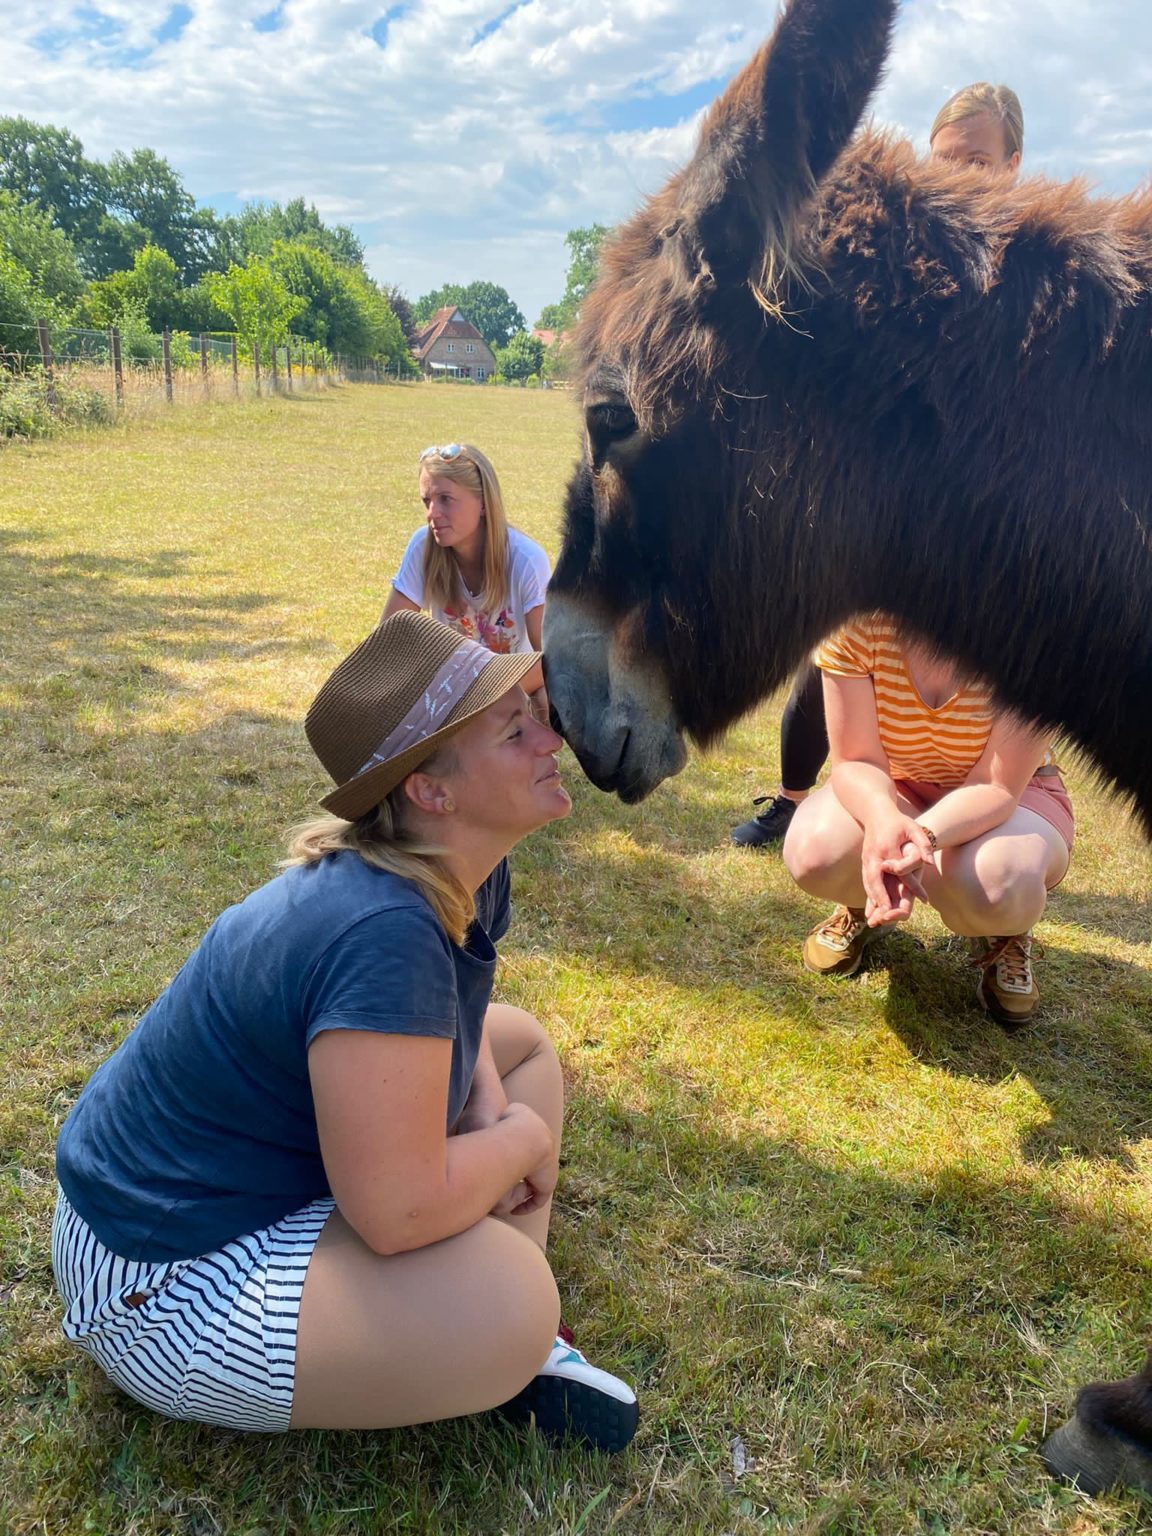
[782,615,1073,1027]
[53,613,638,1449]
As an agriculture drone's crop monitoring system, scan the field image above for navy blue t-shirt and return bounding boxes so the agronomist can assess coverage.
[56,853,510,1263]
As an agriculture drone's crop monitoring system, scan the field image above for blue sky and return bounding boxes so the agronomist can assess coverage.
[4,0,1151,324]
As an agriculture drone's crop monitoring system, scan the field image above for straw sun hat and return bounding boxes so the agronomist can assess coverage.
[306,611,538,820]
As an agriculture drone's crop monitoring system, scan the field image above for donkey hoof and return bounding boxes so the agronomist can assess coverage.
[1041,1412,1152,1497]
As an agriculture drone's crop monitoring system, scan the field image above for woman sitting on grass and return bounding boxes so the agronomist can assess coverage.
[52,612,638,1450]
[782,615,1073,1027]
[383,442,551,721]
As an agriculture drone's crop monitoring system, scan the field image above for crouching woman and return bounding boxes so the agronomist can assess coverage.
[52,612,638,1450]
[782,614,1073,1027]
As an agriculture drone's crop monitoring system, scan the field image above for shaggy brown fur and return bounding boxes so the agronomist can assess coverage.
[549,0,1152,828]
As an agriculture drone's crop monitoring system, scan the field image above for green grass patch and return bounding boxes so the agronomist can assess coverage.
[2,384,1151,1534]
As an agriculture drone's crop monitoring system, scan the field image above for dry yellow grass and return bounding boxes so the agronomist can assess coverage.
[1,383,1150,1535]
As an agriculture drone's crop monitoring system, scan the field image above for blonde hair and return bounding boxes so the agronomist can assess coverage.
[420,444,511,616]
[283,747,473,944]
[930,83,1024,161]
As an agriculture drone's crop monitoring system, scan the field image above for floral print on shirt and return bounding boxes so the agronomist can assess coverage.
[443,604,518,654]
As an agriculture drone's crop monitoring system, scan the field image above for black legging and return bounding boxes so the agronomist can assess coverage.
[780,659,829,793]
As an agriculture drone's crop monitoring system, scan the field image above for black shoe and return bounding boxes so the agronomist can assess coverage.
[496,1331,639,1453]
[730,793,798,849]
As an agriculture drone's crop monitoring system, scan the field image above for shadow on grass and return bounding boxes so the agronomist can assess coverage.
[9,1097,1151,1535]
[512,772,1152,1171]
[876,931,1152,1167]
[0,526,308,721]
[1046,884,1152,948]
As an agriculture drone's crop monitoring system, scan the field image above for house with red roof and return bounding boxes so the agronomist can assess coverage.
[413,306,497,381]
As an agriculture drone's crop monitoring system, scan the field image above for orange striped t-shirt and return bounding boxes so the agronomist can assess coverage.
[815,616,993,786]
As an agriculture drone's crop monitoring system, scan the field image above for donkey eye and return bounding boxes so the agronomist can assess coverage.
[586,401,637,443]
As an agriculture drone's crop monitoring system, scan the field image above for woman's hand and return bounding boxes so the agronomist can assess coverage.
[860,814,934,926]
[491,1102,557,1217]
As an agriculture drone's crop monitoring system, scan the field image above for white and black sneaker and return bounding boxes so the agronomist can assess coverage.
[498,1327,639,1452]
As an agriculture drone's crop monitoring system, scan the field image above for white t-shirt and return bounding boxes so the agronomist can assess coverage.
[392,525,551,655]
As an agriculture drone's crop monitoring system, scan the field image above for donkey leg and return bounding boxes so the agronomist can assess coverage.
[1041,1349,1152,1495]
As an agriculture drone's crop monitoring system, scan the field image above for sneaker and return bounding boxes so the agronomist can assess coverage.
[972,933,1040,1027]
[802,905,872,977]
[497,1327,639,1453]
[731,793,798,849]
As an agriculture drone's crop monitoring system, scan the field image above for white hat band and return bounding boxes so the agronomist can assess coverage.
[354,637,496,777]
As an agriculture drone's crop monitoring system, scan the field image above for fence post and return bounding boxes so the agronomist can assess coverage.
[270,344,280,394]
[199,332,209,392]
[253,342,262,396]
[162,329,173,402]
[285,345,294,393]
[110,326,124,408]
[36,318,58,412]
[230,335,239,396]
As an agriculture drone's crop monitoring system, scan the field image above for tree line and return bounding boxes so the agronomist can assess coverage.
[0,116,412,371]
[0,115,608,384]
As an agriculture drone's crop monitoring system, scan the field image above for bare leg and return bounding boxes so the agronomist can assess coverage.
[290,1005,564,1429]
[485,1005,563,1253]
[782,783,869,905]
[920,805,1069,936]
[290,1212,559,1429]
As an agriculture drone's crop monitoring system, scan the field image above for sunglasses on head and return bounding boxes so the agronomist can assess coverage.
[419,443,467,463]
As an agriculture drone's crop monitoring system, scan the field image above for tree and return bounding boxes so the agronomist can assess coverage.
[106,147,218,283]
[84,243,182,330]
[414,281,525,349]
[494,330,545,382]
[382,284,417,346]
[535,224,610,331]
[267,240,410,368]
[0,191,85,306]
[216,199,363,271]
[0,117,109,255]
[204,260,305,354]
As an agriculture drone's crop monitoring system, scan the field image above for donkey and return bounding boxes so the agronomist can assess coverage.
[541,0,1152,1494]
[544,0,1152,828]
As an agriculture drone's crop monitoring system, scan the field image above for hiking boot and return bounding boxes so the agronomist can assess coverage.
[497,1328,639,1453]
[802,905,872,977]
[731,793,798,849]
[972,933,1040,1027]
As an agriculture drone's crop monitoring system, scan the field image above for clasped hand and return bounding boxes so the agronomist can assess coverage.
[860,814,935,927]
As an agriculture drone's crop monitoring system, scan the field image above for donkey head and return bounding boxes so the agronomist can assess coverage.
[544,0,899,801]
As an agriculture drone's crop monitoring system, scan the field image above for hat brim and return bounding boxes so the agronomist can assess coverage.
[320,650,540,820]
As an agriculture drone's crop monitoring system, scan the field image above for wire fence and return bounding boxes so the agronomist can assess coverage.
[0,318,417,439]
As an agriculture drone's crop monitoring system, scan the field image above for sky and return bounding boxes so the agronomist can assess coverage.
[3,0,1151,326]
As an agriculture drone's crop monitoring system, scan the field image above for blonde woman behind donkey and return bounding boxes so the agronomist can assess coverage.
[384,443,551,721]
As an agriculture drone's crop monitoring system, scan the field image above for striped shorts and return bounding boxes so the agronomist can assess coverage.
[51,1187,334,1432]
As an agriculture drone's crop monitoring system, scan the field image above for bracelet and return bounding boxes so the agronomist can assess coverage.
[921,825,939,851]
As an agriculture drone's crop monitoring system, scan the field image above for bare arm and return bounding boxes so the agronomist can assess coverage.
[309,1030,552,1256]
[823,672,933,923]
[381,588,421,624]
[522,604,546,705]
[454,1020,507,1134]
[913,715,1050,846]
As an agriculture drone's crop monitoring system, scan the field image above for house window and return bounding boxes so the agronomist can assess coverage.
[476,368,486,380]
[465,343,475,353]
[446,342,454,353]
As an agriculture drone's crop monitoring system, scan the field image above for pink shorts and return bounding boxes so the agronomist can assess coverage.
[895,771,1075,856]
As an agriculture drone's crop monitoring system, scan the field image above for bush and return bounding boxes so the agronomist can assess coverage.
[0,369,113,439]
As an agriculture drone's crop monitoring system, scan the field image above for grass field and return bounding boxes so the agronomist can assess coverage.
[2,383,1151,1535]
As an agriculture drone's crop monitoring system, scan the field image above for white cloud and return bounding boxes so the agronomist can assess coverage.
[2,0,1150,324]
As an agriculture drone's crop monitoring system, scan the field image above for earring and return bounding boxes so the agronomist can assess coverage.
[443,798,456,813]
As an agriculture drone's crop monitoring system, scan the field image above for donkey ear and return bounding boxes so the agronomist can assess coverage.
[674,0,898,284]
